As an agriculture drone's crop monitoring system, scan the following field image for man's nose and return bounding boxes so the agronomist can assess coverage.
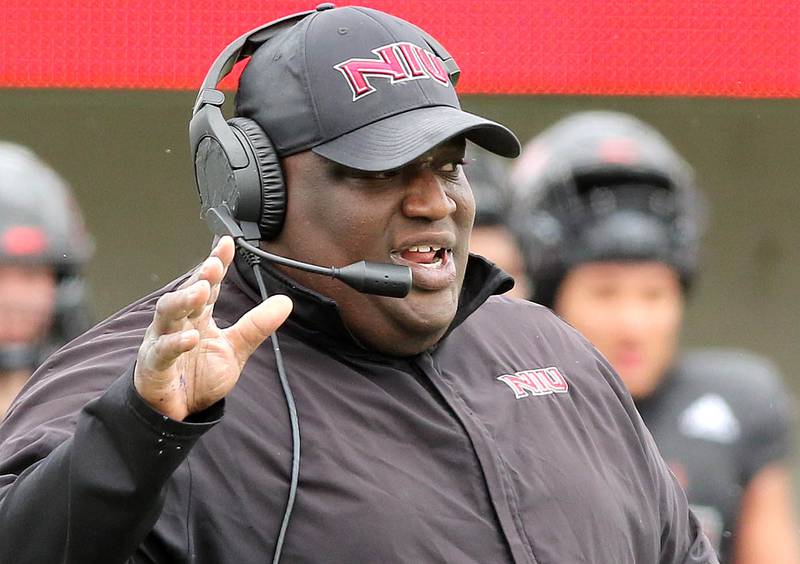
[401,169,457,220]
[614,301,652,337]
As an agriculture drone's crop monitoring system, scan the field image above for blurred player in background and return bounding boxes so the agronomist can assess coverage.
[0,142,94,417]
[465,145,530,298]
[507,111,800,563]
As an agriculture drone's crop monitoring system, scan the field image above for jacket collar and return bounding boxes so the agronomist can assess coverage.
[228,251,513,359]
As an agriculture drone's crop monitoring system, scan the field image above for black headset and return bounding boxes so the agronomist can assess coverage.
[189,10,311,242]
[188,7,461,243]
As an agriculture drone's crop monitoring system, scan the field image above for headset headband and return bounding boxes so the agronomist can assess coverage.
[193,10,314,115]
[189,7,464,174]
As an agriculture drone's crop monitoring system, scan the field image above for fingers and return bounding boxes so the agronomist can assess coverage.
[171,236,235,324]
[225,295,293,363]
[211,235,236,278]
[178,236,235,292]
[152,280,211,335]
[146,329,200,371]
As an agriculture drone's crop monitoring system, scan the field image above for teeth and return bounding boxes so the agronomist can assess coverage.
[419,257,443,268]
[406,245,442,253]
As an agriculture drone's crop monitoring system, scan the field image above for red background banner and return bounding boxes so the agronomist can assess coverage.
[2,0,798,97]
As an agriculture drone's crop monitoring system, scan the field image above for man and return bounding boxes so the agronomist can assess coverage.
[0,142,94,417]
[466,145,530,298]
[508,110,799,563]
[0,8,716,563]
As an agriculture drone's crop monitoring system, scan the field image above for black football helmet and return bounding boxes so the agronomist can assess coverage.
[508,111,706,306]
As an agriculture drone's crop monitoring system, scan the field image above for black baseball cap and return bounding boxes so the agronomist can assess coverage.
[235,4,520,172]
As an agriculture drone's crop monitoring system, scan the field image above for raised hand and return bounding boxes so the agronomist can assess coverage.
[134,236,292,421]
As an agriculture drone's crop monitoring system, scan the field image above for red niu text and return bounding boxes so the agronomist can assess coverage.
[497,367,569,399]
[334,41,450,101]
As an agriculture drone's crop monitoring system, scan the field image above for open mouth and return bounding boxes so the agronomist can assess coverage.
[390,243,457,291]
[396,245,451,268]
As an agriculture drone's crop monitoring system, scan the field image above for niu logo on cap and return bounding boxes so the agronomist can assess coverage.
[497,367,569,399]
[334,41,450,101]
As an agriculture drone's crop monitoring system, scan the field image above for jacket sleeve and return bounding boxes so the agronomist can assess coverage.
[0,367,222,563]
[643,421,720,564]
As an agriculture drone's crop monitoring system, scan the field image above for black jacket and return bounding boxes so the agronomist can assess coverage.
[0,255,717,563]
[638,349,793,561]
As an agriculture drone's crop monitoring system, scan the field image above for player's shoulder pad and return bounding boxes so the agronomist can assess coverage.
[676,347,790,407]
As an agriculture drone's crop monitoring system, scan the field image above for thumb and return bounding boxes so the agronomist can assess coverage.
[225,294,293,362]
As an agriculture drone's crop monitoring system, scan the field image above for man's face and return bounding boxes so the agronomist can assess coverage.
[268,138,474,356]
[554,261,683,399]
[469,224,530,299]
[0,264,57,345]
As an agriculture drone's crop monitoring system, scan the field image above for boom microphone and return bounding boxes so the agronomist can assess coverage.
[205,207,412,298]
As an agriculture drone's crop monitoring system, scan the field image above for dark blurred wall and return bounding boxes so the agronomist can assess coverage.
[0,90,797,388]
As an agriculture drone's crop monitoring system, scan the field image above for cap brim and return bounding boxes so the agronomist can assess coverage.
[311,106,520,172]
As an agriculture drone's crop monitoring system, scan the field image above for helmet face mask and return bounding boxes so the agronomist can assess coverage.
[509,111,706,306]
[0,142,94,370]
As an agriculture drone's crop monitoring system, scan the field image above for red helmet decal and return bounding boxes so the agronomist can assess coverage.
[599,137,639,164]
[1,226,48,257]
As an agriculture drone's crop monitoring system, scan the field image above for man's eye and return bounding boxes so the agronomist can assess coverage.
[371,169,401,180]
[348,168,400,181]
[437,160,464,174]
[589,286,618,300]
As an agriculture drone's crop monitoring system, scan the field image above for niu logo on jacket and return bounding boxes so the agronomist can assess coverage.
[497,367,569,399]
[334,41,450,101]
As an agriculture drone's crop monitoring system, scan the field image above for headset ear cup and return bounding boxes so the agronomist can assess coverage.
[194,135,237,218]
[227,117,287,240]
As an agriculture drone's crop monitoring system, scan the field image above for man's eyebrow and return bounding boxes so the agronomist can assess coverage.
[324,160,357,178]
